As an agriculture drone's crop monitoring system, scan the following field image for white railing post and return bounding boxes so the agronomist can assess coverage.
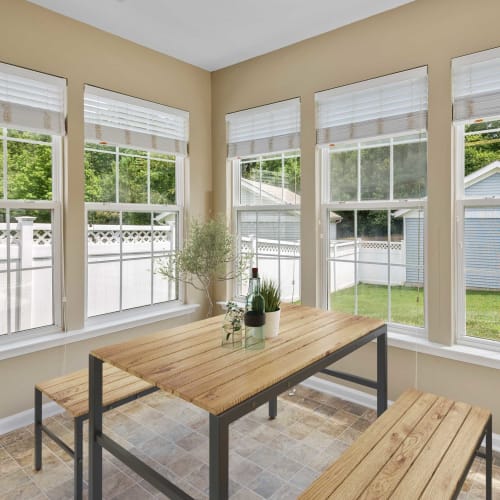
[15,216,36,331]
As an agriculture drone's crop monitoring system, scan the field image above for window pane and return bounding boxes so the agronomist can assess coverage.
[240,159,260,205]
[239,152,300,206]
[7,139,52,200]
[151,159,176,204]
[358,209,388,240]
[119,154,147,204]
[330,210,355,246]
[464,206,500,341]
[3,209,54,333]
[394,140,427,199]
[85,148,116,203]
[330,148,357,202]
[284,155,301,202]
[390,276,424,327]
[464,120,500,181]
[153,211,177,303]
[87,211,120,317]
[237,209,300,301]
[121,212,152,309]
[360,145,390,200]
[330,273,388,322]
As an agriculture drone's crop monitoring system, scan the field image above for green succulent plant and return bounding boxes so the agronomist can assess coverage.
[260,279,281,312]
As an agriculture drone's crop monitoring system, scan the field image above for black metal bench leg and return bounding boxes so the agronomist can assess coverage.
[486,415,492,500]
[376,329,388,417]
[74,417,84,500]
[34,388,42,471]
[269,397,277,420]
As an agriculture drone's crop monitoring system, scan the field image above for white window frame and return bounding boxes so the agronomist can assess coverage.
[84,143,185,321]
[0,128,63,339]
[320,132,428,337]
[231,150,301,301]
[454,121,500,352]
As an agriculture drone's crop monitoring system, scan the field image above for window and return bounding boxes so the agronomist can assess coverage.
[0,63,65,336]
[453,47,500,345]
[227,99,301,300]
[317,68,428,334]
[84,86,188,318]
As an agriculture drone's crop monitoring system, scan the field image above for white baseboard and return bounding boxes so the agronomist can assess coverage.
[301,376,500,453]
[0,401,64,435]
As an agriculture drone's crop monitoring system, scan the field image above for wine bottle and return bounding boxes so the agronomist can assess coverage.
[244,267,266,349]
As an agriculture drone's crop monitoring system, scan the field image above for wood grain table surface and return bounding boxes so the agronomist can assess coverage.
[91,304,384,416]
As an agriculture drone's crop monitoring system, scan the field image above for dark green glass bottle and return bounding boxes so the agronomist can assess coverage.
[244,267,266,349]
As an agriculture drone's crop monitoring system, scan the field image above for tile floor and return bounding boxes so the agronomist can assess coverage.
[0,385,498,499]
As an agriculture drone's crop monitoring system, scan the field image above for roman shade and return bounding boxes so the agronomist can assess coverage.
[226,98,300,158]
[0,62,66,136]
[315,67,428,145]
[453,46,500,122]
[84,86,189,155]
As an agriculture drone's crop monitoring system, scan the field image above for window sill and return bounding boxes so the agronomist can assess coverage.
[0,302,199,361]
[388,331,500,370]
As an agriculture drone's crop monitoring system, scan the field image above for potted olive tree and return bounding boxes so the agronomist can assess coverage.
[157,216,249,317]
[260,279,281,338]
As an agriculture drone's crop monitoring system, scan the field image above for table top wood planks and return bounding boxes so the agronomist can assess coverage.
[91,304,384,415]
[88,303,388,500]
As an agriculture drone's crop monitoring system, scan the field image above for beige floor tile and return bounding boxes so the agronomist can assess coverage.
[1,386,498,499]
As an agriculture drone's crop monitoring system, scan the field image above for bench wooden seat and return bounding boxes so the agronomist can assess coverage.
[34,363,156,500]
[300,388,492,500]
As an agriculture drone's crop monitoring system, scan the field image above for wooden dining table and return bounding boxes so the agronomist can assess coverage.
[88,304,387,500]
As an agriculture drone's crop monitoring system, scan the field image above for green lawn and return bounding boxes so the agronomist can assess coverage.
[331,283,500,342]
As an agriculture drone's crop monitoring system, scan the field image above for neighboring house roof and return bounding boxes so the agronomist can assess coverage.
[240,178,342,221]
[464,160,500,188]
[395,160,500,218]
[241,178,300,205]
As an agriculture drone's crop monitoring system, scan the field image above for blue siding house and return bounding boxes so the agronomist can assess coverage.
[401,161,500,289]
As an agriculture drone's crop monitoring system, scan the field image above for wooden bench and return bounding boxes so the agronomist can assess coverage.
[300,388,492,499]
[34,363,157,500]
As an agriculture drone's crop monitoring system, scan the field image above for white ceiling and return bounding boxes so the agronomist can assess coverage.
[28,0,414,71]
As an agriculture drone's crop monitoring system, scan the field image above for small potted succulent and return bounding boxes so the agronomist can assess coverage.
[260,279,281,338]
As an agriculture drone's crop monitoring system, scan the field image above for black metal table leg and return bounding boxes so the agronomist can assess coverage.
[89,355,103,500]
[486,415,492,500]
[269,396,277,419]
[377,329,388,416]
[74,417,84,500]
[34,388,42,471]
[209,414,229,500]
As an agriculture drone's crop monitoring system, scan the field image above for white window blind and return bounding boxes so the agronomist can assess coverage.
[84,86,189,155]
[226,98,300,158]
[315,67,428,145]
[0,63,66,136]
[452,47,500,122]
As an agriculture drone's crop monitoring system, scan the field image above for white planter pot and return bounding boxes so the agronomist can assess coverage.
[263,309,280,339]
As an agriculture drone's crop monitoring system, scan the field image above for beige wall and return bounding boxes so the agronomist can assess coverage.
[0,0,211,417]
[211,0,500,430]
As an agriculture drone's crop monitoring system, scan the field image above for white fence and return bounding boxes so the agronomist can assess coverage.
[0,221,176,334]
[328,240,406,293]
[1,220,408,334]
